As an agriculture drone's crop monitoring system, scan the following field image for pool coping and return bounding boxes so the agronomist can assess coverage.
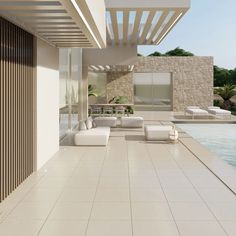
[178,128,236,195]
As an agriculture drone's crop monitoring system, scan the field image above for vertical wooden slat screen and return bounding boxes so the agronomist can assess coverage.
[0,17,34,202]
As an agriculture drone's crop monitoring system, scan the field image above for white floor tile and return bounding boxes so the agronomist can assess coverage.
[177,221,227,236]
[49,202,92,220]
[169,202,215,221]
[164,188,202,202]
[91,202,131,220]
[95,188,130,202]
[132,202,173,220]
[133,221,179,236]
[221,221,236,236]
[130,188,166,202]
[58,189,96,202]
[7,202,54,220]
[39,220,88,236]
[0,219,43,236]
[207,202,236,220]
[86,220,132,236]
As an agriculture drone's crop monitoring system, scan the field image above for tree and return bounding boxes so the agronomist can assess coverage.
[148,47,194,57]
[214,84,236,110]
[214,66,231,87]
[148,51,162,56]
[165,47,194,56]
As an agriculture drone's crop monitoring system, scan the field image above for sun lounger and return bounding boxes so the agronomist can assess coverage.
[185,106,209,119]
[207,106,231,119]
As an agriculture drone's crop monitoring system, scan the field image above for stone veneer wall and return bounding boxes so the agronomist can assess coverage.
[135,57,214,111]
[106,72,134,103]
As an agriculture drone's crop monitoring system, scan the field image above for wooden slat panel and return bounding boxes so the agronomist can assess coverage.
[0,17,34,202]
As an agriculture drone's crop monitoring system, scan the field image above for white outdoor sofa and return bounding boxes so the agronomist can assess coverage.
[207,106,231,119]
[121,117,144,128]
[145,125,178,141]
[185,106,209,119]
[74,127,110,146]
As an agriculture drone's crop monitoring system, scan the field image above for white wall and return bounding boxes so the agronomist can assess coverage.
[36,39,59,170]
[83,45,137,66]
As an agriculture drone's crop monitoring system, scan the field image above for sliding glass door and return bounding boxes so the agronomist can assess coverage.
[59,48,82,140]
[134,73,172,111]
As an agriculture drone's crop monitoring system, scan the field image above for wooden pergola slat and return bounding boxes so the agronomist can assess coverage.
[130,10,142,44]
[154,10,183,44]
[110,10,119,45]
[146,10,169,44]
[139,10,156,44]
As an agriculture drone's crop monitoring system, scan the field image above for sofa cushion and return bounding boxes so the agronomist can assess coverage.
[79,120,87,130]
[86,117,93,129]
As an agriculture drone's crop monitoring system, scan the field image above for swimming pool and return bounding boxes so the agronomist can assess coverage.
[177,124,236,167]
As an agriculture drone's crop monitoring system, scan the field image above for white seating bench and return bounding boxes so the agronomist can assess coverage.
[121,117,144,128]
[74,127,110,146]
[94,117,117,127]
[145,125,178,141]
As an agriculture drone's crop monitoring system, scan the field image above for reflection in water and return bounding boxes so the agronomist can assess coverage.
[178,124,236,167]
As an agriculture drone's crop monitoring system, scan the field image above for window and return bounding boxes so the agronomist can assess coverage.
[134,72,172,111]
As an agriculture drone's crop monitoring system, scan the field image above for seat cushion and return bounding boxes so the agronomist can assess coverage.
[121,117,144,128]
[94,117,117,127]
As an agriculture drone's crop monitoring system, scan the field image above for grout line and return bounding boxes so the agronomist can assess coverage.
[144,143,181,236]
[166,141,229,236]
[125,133,134,236]
[83,147,108,235]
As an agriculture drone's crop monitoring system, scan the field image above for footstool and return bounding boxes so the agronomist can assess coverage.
[145,125,178,141]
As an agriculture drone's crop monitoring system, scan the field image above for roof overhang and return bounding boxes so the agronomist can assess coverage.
[105,0,190,46]
[0,0,106,48]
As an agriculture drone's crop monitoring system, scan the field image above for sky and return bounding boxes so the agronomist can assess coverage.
[138,0,236,69]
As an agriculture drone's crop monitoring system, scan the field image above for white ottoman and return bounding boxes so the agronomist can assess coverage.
[94,117,117,127]
[145,125,178,141]
[121,117,144,128]
[74,127,110,146]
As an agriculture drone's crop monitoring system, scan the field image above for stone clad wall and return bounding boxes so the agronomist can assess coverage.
[106,72,134,103]
[135,57,214,111]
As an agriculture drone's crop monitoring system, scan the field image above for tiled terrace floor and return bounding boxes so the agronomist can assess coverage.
[1,116,236,235]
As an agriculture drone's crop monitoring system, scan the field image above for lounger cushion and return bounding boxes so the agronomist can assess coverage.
[186,106,199,109]
[208,109,231,115]
[208,106,220,110]
[185,108,208,115]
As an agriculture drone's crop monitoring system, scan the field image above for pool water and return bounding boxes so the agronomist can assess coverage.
[177,124,236,167]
